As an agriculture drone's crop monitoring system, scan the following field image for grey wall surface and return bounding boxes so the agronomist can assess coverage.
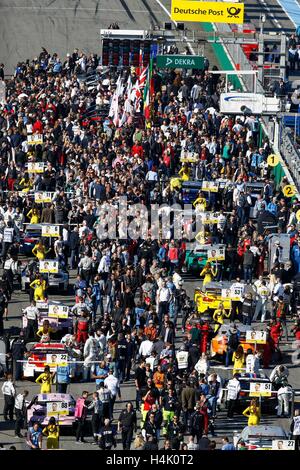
[0,0,168,74]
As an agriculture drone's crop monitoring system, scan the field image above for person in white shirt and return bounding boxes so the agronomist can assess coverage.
[139,336,153,359]
[226,374,241,419]
[277,383,292,417]
[1,373,16,421]
[23,300,40,341]
[14,390,29,438]
[195,353,209,375]
[104,369,121,418]
[252,280,270,322]
[245,350,260,375]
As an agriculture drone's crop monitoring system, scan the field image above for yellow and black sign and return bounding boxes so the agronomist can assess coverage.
[283,185,297,198]
[171,0,244,24]
[267,154,280,167]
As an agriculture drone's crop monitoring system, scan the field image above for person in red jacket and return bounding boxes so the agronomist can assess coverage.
[33,118,43,133]
[200,321,210,354]
[75,311,89,345]
[131,140,144,158]
[270,319,283,348]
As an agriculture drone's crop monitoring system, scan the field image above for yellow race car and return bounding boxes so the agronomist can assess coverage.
[194,281,242,314]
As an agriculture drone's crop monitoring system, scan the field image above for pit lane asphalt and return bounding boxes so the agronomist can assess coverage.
[0,268,298,450]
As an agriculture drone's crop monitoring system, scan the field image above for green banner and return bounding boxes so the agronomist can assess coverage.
[156,55,205,69]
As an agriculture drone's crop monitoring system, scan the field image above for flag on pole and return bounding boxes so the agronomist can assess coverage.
[143,60,152,120]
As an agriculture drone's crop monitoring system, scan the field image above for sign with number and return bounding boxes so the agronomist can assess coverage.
[180,150,199,162]
[48,304,69,319]
[46,401,69,416]
[249,382,272,397]
[46,354,68,368]
[222,285,244,301]
[27,134,43,146]
[246,330,267,344]
[35,192,52,203]
[27,162,45,173]
[267,154,280,167]
[296,209,300,222]
[202,181,219,192]
[207,245,225,261]
[42,225,60,238]
[39,260,59,274]
[283,185,296,198]
[200,212,219,225]
[272,440,295,450]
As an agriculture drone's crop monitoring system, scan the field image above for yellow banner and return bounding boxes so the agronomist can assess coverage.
[171,0,244,24]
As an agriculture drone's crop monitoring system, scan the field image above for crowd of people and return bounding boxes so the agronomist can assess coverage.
[0,44,300,451]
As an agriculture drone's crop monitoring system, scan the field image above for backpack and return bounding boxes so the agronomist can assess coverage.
[228,333,239,351]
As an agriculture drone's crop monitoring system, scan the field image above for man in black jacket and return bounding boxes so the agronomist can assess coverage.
[99,418,117,450]
[69,226,80,269]
[118,402,137,450]
[166,415,184,450]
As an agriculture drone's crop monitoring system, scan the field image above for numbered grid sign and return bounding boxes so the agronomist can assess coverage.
[267,154,280,167]
[283,185,296,198]
[42,225,60,237]
[39,260,59,274]
[46,354,68,367]
[207,245,225,261]
[27,162,45,173]
[46,401,69,417]
[249,382,272,397]
[221,285,244,301]
[246,330,267,344]
[200,212,219,225]
[35,192,52,203]
[48,304,69,319]
[27,134,43,145]
[202,181,219,192]
[272,440,295,450]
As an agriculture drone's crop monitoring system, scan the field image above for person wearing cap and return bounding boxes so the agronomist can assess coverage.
[144,320,157,341]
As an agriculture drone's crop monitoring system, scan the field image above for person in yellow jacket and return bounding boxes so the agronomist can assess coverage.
[212,302,230,333]
[178,163,191,181]
[36,320,56,343]
[200,262,217,286]
[35,365,55,394]
[193,191,207,211]
[19,173,33,192]
[232,345,245,375]
[30,276,47,301]
[32,240,50,260]
[242,398,261,426]
[27,206,40,224]
[42,416,60,449]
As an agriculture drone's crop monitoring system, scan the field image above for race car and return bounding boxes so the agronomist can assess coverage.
[20,224,43,256]
[27,393,76,427]
[194,281,237,314]
[224,374,278,414]
[210,324,266,359]
[22,301,74,337]
[23,342,69,378]
[233,425,288,450]
[21,260,69,293]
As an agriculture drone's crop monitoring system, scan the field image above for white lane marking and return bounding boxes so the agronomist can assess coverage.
[154,0,196,55]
